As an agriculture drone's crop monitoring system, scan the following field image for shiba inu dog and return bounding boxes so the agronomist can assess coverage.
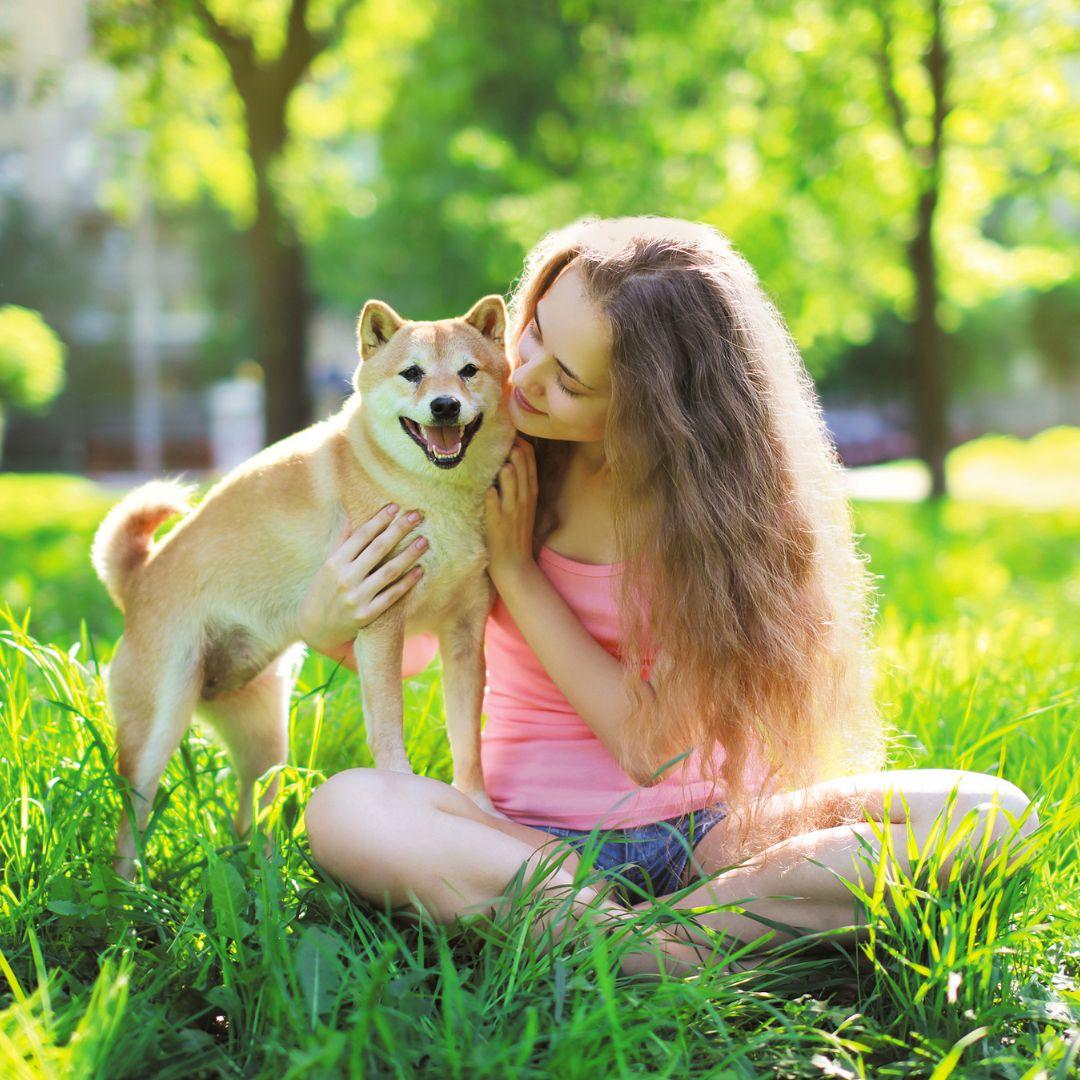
[92,295,516,875]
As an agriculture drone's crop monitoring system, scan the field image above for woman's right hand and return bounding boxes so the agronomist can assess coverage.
[297,504,427,659]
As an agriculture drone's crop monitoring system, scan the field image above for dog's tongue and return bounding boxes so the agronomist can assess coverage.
[423,425,462,454]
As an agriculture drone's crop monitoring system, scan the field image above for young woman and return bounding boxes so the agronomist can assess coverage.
[300,216,1039,976]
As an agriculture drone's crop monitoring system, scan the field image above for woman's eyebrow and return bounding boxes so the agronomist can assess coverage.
[535,305,596,390]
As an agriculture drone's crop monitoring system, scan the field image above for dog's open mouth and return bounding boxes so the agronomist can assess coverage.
[400,414,484,469]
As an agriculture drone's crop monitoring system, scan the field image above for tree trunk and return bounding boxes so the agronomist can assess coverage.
[908,185,948,499]
[240,49,313,446]
[190,0,329,445]
[249,170,311,444]
[875,0,951,499]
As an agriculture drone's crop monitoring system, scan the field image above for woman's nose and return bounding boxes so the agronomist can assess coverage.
[511,356,544,396]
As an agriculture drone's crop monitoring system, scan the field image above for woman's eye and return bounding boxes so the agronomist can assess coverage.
[459,364,479,378]
[400,365,423,383]
[526,317,580,397]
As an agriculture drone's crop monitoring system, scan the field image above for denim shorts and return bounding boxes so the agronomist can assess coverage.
[529,803,730,904]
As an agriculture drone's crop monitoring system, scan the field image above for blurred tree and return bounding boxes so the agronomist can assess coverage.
[0,306,67,464]
[850,0,1075,495]
[632,0,1078,498]
[92,0,431,443]
[1029,279,1080,388]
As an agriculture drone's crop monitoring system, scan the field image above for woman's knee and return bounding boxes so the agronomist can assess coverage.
[918,773,1040,880]
[936,771,1038,834]
[305,767,426,871]
[971,777,1039,841]
[889,769,1037,833]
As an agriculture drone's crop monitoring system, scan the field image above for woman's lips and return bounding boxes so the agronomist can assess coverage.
[513,386,545,415]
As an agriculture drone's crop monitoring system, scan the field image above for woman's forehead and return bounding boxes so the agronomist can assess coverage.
[537,263,612,390]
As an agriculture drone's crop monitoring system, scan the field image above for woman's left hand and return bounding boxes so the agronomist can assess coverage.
[484,436,538,581]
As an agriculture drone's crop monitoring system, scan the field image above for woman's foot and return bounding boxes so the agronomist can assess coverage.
[614,923,716,978]
[616,922,764,979]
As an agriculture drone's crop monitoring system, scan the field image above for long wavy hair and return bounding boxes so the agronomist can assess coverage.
[507,216,890,866]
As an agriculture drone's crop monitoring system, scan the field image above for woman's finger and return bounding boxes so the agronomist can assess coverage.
[522,440,538,494]
[334,504,398,565]
[354,508,423,576]
[499,461,517,514]
[361,563,425,623]
[510,445,530,503]
[366,533,428,595]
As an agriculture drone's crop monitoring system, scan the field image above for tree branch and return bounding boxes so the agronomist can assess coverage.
[872,0,913,152]
[190,0,255,82]
[926,0,951,168]
[314,0,361,52]
[275,0,320,88]
[277,0,359,89]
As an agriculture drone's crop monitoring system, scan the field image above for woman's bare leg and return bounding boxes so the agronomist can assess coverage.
[633,768,1041,962]
[304,769,709,976]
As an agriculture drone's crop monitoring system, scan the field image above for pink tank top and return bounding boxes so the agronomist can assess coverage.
[476,545,732,829]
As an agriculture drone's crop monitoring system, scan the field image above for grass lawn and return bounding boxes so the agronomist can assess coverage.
[1,430,1077,1078]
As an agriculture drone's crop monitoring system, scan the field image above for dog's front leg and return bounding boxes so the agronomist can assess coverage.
[438,588,508,820]
[355,610,411,774]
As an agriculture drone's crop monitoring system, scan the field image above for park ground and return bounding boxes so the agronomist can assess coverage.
[0,428,1077,1078]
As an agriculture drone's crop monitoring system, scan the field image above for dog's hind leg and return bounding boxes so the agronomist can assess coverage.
[108,634,202,878]
[199,644,303,840]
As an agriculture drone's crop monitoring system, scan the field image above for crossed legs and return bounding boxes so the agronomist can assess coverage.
[304,767,1040,977]
[631,767,1041,966]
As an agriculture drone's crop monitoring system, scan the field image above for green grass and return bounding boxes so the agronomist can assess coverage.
[1,431,1078,1078]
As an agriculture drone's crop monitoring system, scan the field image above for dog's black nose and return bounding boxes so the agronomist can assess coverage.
[430,396,460,422]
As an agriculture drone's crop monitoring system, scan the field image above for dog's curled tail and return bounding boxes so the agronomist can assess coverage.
[91,480,194,610]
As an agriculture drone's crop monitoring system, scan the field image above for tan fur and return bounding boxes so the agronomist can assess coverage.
[93,295,516,875]
[90,480,195,611]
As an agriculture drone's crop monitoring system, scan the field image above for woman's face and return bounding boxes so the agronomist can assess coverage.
[508,261,612,442]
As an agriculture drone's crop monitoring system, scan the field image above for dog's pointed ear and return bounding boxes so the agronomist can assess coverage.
[357,300,405,361]
[462,295,506,345]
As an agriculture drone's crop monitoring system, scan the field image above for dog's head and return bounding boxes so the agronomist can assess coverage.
[353,295,513,475]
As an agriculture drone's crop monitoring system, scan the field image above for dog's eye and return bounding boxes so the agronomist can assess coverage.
[400,365,423,384]
[459,364,479,379]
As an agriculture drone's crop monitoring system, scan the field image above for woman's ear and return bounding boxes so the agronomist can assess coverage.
[357,300,405,360]
[462,295,506,344]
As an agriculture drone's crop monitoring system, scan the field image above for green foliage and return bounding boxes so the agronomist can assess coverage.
[0,306,66,412]
[0,475,120,644]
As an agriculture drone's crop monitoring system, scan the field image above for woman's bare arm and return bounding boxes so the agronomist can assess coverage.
[484,439,682,784]
[488,560,674,785]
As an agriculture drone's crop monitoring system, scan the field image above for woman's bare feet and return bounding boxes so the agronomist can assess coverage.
[616,925,712,977]
[615,919,765,979]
